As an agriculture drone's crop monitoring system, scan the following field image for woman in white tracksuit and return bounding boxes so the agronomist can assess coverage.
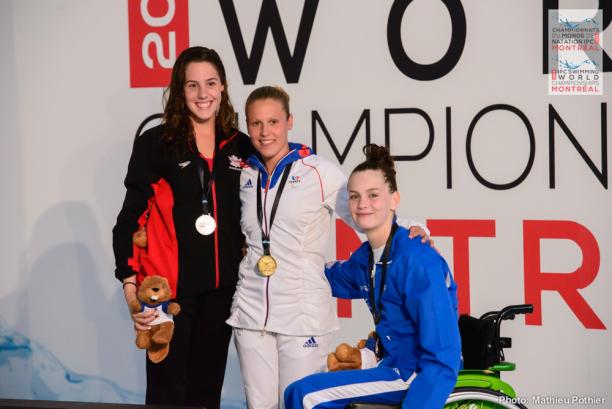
[226,86,428,409]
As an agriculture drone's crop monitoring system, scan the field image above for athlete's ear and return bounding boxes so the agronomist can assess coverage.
[287,114,294,130]
[390,191,400,211]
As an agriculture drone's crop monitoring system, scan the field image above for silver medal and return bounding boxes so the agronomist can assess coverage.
[195,214,216,235]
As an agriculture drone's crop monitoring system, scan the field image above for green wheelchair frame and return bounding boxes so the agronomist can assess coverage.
[348,304,534,409]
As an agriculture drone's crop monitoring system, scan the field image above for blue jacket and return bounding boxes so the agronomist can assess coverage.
[325,225,461,409]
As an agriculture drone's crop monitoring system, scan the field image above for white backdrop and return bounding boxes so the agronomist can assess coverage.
[0,0,610,408]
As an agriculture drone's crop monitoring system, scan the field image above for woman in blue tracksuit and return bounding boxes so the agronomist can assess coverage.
[284,144,461,409]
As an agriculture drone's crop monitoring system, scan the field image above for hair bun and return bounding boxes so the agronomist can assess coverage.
[363,144,395,171]
[351,144,398,192]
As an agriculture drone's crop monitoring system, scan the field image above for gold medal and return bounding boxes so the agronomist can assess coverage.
[257,255,277,277]
[255,165,292,279]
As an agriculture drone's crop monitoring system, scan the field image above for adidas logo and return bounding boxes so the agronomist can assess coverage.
[303,336,318,348]
[243,179,253,189]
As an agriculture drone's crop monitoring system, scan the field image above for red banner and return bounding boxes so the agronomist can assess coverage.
[128,0,189,88]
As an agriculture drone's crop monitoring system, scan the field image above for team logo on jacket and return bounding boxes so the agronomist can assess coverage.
[243,179,254,189]
[303,337,319,348]
[289,175,301,187]
[228,155,244,171]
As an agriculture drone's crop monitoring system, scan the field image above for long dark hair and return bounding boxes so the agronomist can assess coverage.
[351,144,398,192]
[162,46,237,154]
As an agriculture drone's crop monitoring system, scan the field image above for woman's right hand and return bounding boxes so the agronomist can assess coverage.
[123,278,157,330]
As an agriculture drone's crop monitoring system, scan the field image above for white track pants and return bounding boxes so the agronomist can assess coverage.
[233,328,333,409]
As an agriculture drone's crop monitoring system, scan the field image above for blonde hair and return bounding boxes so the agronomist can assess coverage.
[245,86,291,119]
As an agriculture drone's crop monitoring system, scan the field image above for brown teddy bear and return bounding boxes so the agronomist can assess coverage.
[327,343,363,371]
[133,226,147,248]
[327,331,380,371]
[129,275,180,363]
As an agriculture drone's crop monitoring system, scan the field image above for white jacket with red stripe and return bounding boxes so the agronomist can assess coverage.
[227,143,348,336]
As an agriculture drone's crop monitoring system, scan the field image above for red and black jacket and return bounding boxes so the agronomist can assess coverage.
[113,124,253,298]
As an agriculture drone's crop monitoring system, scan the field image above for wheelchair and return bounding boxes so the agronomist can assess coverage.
[346,304,534,409]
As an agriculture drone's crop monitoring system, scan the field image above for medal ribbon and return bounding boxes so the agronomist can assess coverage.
[368,223,399,325]
[197,158,215,215]
[256,163,292,257]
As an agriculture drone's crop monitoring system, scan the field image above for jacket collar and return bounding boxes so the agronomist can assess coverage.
[247,142,313,189]
[363,219,401,264]
[181,128,239,163]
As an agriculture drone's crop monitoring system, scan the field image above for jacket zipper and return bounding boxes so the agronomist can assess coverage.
[211,131,239,289]
[212,178,220,288]
[262,177,271,334]
[257,154,294,334]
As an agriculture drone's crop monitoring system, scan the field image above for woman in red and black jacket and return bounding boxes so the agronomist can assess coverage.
[112,46,253,408]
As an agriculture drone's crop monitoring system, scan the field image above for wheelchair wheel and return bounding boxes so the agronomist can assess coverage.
[444,387,528,409]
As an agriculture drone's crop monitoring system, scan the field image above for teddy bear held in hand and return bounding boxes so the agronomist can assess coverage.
[327,343,363,371]
[327,331,380,371]
[129,275,180,363]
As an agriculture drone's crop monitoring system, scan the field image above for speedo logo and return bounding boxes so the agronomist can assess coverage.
[303,336,318,348]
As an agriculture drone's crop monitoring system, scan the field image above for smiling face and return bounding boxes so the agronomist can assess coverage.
[183,61,224,125]
[348,169,399,244]
[246,98,293,172]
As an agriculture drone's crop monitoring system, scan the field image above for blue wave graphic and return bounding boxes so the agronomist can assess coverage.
[559,17,599,29]
[559,59,597,70]
[0,320,247,407]
[0,320,143,402]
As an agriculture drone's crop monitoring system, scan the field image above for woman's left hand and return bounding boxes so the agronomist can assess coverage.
[408,226,438,252]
